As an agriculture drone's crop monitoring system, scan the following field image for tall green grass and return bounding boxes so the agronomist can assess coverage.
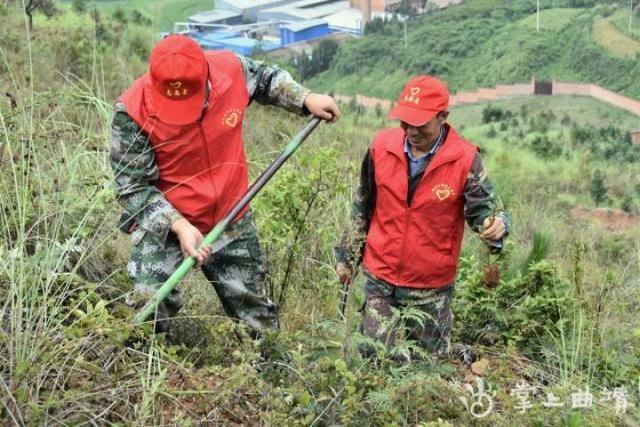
[1,2,640,424]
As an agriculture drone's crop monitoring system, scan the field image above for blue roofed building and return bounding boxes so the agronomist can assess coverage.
[192,32,282,55]
[279,19,330,45]
[190,31,240,49]
[216,37,281,55]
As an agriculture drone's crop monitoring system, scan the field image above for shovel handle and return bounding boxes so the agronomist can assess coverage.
[134,117,323,326]
[339,278,350,319]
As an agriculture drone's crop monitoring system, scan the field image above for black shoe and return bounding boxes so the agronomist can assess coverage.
[451,344,477,366]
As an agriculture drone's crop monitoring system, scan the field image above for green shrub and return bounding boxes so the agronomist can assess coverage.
[111,7,128,24]
[455,255,572,354]
[590,170,607,206]
[127,31,151,59]
[72,0,86,14]
[482,105,513,124]
[621,194,634,214]
[131,9,151,26]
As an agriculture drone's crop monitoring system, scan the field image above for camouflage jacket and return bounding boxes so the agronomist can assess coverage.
[336,129,511,269]
[109,54,310,245]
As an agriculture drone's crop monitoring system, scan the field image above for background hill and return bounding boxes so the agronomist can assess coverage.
[1,1,640,425]
[308,0,640,99]
[59,0,213,32]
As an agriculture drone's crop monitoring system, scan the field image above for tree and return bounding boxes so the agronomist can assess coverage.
[310,39,338,76]
[131,9,152,26]
[72,0,86,14]
[590,170,607,207]
[621,194,634,214]
[364,16,386,34]
[296,50,312,81]
[111,6,127,24]
[24,0,57,30]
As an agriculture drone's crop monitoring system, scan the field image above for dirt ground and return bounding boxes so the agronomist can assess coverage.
[570,205,640,231]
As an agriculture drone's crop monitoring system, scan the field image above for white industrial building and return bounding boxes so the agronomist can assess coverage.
[258,0,350,22]
[215,0,298,22]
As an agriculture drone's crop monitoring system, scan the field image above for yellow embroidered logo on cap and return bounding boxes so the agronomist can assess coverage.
[432,183,454,201]
[404,87,421,105]
[166,81,188,97]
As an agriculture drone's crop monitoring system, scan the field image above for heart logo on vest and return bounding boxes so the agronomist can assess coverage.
[225,112,238,128]
[221,109,242,128]
[432,183,455,201]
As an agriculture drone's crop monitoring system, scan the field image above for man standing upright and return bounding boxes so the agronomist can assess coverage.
[110,35,340,336]
[336,75,508,362]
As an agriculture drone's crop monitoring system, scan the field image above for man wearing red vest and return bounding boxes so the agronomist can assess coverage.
[110,35,339,336]
[335,76,508,363]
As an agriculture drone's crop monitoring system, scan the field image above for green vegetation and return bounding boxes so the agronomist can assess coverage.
[2,2,640,425]
[289,39,340,82]
[593,18,640,57]
[309,0,640,99]
[609,6,640,42]
[60,0,213,32]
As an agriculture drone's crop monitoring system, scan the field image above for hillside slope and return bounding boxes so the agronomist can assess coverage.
[2,3,640,425]
[309,0,640,99]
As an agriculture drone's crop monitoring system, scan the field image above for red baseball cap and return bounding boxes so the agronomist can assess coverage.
[387,75,449,126]
[147,35,208,125]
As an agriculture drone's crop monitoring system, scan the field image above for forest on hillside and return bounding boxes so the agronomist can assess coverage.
[1,1,640,425]
[308,0,640,99]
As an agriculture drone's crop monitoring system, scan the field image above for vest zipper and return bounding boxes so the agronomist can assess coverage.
[198,123,217,219]
[396,153,459,280]
[397,154,412,280]
[397,209,411,281]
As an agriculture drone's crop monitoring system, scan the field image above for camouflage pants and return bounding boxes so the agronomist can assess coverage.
[127,212,279,335]
[360,276,453,357]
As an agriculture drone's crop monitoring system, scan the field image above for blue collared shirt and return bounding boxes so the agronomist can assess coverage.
[403,126,445,178]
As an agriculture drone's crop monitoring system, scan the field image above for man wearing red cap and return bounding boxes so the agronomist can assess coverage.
[110,35,340,336]
[335,75,509,363]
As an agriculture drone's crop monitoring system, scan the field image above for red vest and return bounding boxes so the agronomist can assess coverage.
[119,51,249,233]
[362,126,478,289]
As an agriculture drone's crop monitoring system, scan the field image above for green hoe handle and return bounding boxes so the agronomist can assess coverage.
[134,117,323,325]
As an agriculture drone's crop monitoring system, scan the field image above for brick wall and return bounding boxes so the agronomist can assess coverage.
[496,83,534,97]
[553,81,592,96]
[589,85,640,117]
[336,80,640,120]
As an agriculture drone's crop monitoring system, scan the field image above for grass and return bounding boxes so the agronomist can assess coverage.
[610,7,640,41]
[60,0,213,32]
[449,95,640,130]
[592,18,640,58]
[519,7,584,31]
[2,2,640,424]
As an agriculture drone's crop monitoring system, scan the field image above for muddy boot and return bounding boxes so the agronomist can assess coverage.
[451,343,478,366]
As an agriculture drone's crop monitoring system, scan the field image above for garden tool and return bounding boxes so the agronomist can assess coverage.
[134,117,323,326]
[339,277,350,320]
[338,266,359,320]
